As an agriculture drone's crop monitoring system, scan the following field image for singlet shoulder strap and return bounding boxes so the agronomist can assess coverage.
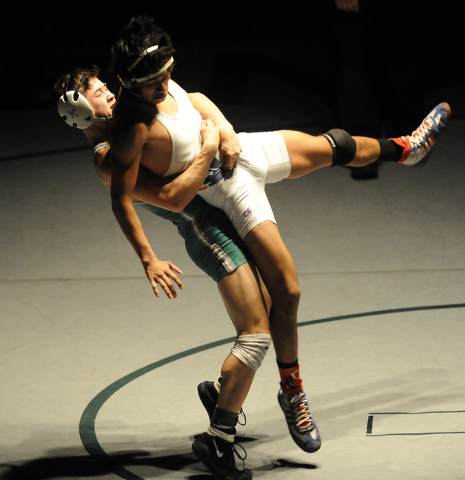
[94,141,110,154]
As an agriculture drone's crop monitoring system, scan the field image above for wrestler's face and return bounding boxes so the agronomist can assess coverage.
[139,67,172,105]
[84,78,116,119]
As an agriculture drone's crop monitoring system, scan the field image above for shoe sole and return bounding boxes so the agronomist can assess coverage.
[192,438,253,480]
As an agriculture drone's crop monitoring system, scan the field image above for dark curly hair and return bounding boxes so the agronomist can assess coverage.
[110,15,175,88]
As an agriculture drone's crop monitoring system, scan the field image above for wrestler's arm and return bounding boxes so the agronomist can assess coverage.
[102,119,219,298]
[187,88,242,169]
[102,119,220,209]
[109,123,185,299]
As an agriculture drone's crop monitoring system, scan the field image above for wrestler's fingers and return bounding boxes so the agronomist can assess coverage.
[163,281,178,299]
[161,271,184,298]
[223,154,238,170]
[166,263,184,289]
[167,262,183,275]
[155,276,177,299]
[150,279,161,298]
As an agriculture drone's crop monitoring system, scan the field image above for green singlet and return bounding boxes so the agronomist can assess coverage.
[138,196,249,282]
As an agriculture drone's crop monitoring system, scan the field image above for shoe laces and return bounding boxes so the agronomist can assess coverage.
[232,439,248,470]
[410,117,434,147]
[290,391,314,432]
[238,408,247,426]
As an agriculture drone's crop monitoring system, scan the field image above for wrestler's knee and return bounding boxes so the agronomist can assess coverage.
[322,128,357,166]
[269,277,301,310]
[230,333,272,371]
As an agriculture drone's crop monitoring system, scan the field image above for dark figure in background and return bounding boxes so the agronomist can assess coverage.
[324,0,435,179]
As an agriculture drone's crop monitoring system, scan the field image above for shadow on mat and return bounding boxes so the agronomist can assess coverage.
[188,458,319,479]
[0,450,199,479]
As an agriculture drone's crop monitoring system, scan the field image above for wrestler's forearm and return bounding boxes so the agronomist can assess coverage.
[188,92,232,131]
[166,145,217,209]
[136,141,217,212]
[188,92,241,168]
[111,192,184,299]
[101,141,217,213]
[111,196,157,263]
[188,92,238,147]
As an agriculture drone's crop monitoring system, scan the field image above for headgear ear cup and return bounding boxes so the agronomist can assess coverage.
[57,90,96,129]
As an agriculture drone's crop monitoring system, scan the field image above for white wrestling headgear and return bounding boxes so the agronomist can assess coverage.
[57,77,112,129]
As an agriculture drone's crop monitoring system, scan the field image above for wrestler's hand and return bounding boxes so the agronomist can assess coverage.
[218,123,242,170]
[143,258,184,299]
[200,119,220,154]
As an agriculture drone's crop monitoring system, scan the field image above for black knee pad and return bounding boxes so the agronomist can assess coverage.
[322,129,357,166]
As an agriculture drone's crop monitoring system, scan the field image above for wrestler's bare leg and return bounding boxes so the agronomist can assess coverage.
[280,101,452,175]
[215,262,270,413]
[237,132,375,364]
[242,222,299,366]
[237,132,379,364]
[279,130,381,178]
[242,221,320,453]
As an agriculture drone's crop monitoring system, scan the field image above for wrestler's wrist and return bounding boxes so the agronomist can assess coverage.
[141,250,158,265]
[218,121,234,135]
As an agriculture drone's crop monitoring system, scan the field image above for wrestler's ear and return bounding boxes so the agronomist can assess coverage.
[57,90,95,129]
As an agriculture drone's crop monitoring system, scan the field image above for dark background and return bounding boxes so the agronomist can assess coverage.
[1,1,463,145]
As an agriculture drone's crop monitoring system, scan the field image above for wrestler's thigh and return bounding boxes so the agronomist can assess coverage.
[242,221,299,299]
[217,263,270,336]
[278,130,333,178]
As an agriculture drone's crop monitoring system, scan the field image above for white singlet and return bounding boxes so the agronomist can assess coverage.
[158,81,203,178]
[160,81,292,239]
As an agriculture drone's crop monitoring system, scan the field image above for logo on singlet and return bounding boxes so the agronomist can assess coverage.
[199,157,224,191]
[243,208,252,218]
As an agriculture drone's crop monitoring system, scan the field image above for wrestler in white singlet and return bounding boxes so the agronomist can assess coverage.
[160,81,292,239]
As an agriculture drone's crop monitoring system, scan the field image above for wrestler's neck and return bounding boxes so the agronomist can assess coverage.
[153,91,177,116]
[120,87,178,117]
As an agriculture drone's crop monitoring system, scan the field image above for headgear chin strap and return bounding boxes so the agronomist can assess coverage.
[57,90,112,129]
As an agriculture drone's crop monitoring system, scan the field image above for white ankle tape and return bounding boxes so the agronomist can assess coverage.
[231,333,271,371]
[207,425,234,443]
